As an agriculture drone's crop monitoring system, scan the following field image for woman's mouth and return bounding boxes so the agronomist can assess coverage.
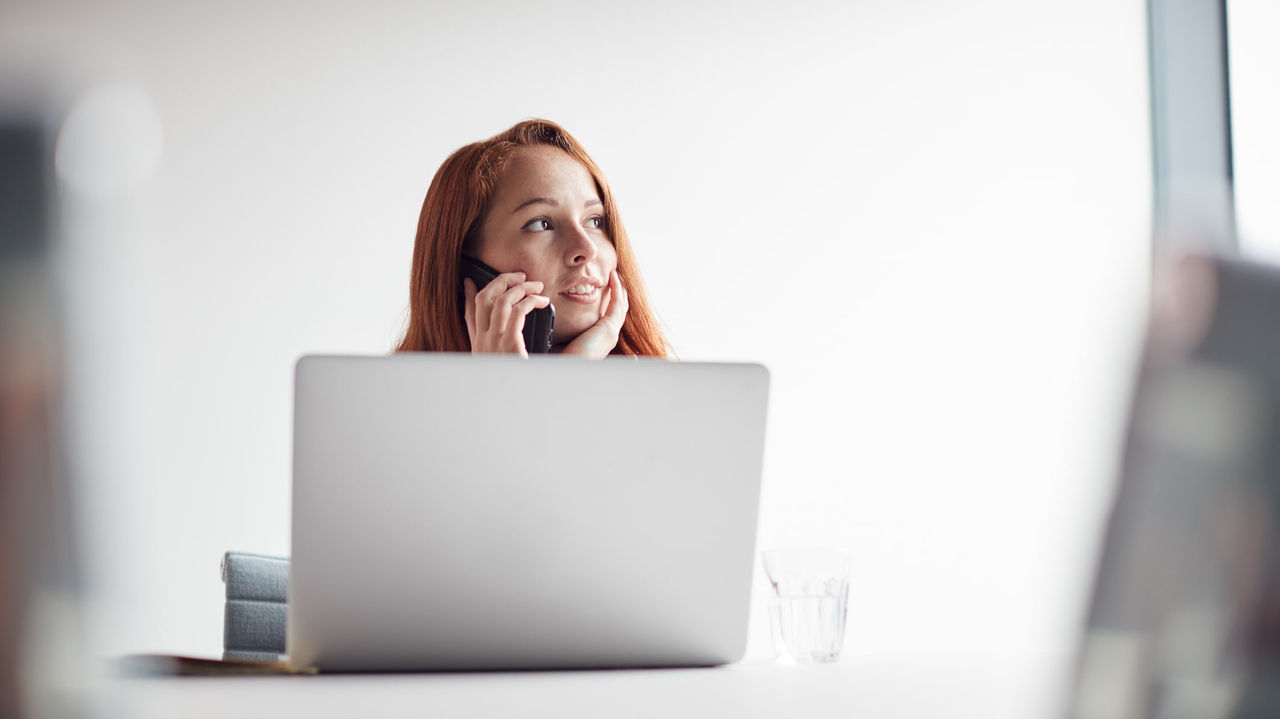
[559,283,600,304]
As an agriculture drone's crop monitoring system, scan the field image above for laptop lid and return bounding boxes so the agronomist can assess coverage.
[287,354,770,672]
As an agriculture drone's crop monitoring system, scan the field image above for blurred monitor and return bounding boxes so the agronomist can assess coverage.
[2,109,82,719]
[1069,255,1280,719]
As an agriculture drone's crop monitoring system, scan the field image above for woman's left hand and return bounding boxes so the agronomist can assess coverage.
[561,270,628,358]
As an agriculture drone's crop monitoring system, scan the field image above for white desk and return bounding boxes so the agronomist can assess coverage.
[107,653,1069,718]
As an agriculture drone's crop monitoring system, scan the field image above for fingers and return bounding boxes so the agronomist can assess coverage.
[509,295,552,352]
[463,277,478,341]
[487,280,545,338]
[560,270,628,359]
[473,272,526,333]
[602,270,629,330]
[470,270,550,354]
[512,294,552,319]
[598,276,612,320]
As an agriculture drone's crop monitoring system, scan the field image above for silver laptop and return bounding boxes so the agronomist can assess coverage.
[287,353,770,672]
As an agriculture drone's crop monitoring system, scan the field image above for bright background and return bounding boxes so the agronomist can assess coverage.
[1,0,1152,683]
[1228,0,1280,261]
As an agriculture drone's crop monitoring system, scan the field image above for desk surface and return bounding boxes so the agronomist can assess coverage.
[105,653,1069,719]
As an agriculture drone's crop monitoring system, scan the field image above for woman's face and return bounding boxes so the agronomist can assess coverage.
[471,145,618,344]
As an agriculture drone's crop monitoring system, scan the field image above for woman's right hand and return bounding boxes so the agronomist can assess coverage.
[463,271,551,357]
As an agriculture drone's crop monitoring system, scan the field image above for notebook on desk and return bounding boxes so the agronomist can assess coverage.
[288,353,770,672]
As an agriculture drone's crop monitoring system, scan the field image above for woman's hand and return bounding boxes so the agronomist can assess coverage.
[463,271,551,357]
[561,270,629,358]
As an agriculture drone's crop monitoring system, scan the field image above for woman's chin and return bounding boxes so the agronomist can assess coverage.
[549,327,585,352]
[549,310,595,344]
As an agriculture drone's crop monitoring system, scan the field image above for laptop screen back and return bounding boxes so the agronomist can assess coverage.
[288,354,770,672]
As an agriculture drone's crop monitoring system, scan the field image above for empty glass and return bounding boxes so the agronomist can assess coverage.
[762,549,851,663]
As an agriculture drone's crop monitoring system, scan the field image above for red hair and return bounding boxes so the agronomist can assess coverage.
[396,119,670,357]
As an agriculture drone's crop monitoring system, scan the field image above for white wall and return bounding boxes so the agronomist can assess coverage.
[1229,0,1280,259]
[2,0,1151,670]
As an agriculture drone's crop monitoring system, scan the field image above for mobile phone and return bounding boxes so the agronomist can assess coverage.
[459,255,555,354]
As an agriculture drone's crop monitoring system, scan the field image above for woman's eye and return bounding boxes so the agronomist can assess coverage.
[522,218,552,232]
[586,216,603,229]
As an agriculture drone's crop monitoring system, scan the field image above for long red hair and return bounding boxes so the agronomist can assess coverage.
[395,119,669,357]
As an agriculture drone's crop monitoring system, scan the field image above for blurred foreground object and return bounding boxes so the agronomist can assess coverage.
[1069,255,1280,719]
[0,106,84,718]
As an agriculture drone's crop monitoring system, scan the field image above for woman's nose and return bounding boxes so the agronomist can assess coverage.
[565,224,597,265]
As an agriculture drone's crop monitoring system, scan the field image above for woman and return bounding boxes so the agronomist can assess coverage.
[396,119,669,358]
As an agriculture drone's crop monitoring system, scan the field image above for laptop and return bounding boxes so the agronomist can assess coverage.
[287,353,770,672]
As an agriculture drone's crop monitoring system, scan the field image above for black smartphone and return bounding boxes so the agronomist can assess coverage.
[459,255,555,354]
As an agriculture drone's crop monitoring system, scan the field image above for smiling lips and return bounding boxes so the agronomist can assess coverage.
[559,280,602,304]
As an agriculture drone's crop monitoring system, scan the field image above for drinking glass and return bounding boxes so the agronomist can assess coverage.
[762,549,851,663]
